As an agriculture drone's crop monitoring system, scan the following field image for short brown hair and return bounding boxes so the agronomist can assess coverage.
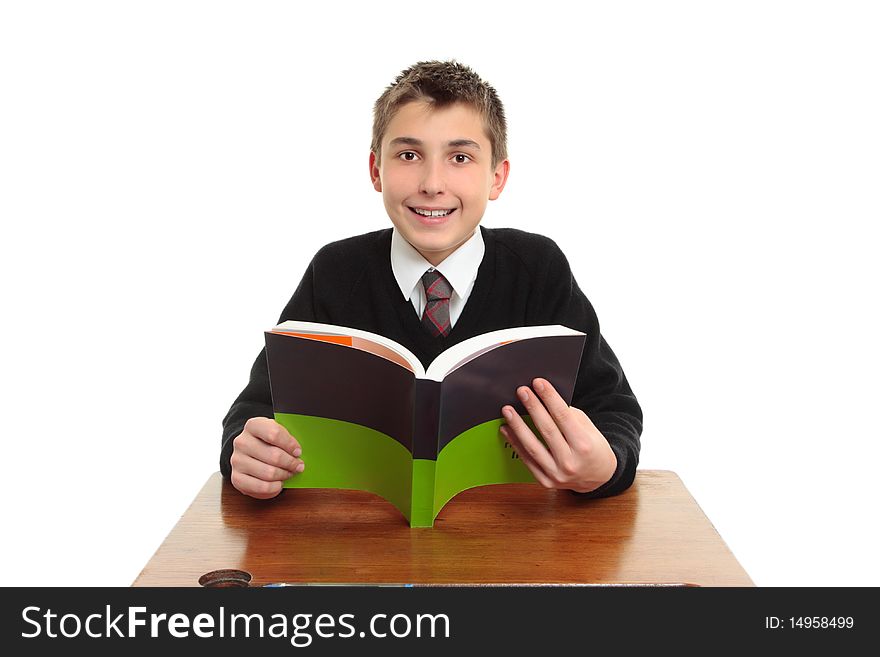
[371,60,508,168]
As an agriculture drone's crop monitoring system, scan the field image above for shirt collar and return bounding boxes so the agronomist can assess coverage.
[390,227,485,301]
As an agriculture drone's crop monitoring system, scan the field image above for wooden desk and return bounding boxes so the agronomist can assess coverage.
[133,470,753,587]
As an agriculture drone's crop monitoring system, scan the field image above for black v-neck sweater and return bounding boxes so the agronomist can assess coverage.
[221,226,643,497]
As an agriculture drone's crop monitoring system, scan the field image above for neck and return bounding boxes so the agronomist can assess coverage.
[416,230,476,267]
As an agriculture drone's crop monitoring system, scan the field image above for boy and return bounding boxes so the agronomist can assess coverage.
[221,61,642,501]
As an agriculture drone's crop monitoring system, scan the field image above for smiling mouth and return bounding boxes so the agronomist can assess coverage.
[409,207,456,218]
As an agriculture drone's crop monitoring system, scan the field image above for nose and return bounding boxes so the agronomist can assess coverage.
[419,158,446,196]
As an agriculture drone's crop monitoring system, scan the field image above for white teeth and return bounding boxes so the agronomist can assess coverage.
[413,208,452,217]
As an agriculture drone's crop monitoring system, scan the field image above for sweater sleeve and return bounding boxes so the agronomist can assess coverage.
[534,241,643,498]
[219,261,318,479]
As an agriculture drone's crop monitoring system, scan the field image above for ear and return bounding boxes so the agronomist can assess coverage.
[488,159,510,201]
[369,151,382,192]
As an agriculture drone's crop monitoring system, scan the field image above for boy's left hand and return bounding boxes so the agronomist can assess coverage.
[500,378,617,493]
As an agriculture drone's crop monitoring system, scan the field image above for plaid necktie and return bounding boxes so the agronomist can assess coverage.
[420,269,452,337]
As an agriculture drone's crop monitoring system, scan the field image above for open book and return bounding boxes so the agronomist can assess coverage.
[264,320,586,527]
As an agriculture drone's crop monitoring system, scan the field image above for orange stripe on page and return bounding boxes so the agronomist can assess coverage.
[271,331,353,346]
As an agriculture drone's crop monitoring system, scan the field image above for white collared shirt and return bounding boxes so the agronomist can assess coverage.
[390,227,485,328]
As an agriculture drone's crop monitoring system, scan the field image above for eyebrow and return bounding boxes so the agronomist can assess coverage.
[389,137,481,150]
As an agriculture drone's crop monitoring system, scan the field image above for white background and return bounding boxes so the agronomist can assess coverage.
[2,1,877,587]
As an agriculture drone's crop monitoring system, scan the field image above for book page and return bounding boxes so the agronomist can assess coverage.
[271,320,425,376]
[424,325,585,381]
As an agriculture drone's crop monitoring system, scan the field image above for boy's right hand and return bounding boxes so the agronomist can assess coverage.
[230,417,304,499]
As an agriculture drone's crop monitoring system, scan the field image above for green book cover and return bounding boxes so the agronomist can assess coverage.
[265,321,586,527]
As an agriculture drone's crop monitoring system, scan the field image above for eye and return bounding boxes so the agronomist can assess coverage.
[398,151,419,161]
[452,153,472,164]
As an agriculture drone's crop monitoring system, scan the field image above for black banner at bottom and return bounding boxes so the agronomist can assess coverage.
[1,586,870,653]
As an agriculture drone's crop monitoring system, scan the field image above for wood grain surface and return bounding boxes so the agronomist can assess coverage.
[133,470,753,587]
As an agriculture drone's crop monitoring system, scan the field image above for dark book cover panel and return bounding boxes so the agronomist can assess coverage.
[437,335,586,451]
[265,332,417,453]
[413,379,441,460]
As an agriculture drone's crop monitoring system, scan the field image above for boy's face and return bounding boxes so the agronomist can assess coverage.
[370,101,509,266]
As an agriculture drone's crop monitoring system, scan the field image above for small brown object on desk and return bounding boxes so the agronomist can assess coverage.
[133,470,753,587]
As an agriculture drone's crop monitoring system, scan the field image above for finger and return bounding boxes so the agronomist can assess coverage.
[500,425,555,488]
[501,405,557,475]
[515,385,570,461]
[235,431,302,472]
[532,378,584,439]
[230,471,284,500]
[245,417,302,456]
[233,451,301,483]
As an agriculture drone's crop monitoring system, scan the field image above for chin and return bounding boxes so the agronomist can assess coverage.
[412,238,454,254]
[403,223,450,240]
